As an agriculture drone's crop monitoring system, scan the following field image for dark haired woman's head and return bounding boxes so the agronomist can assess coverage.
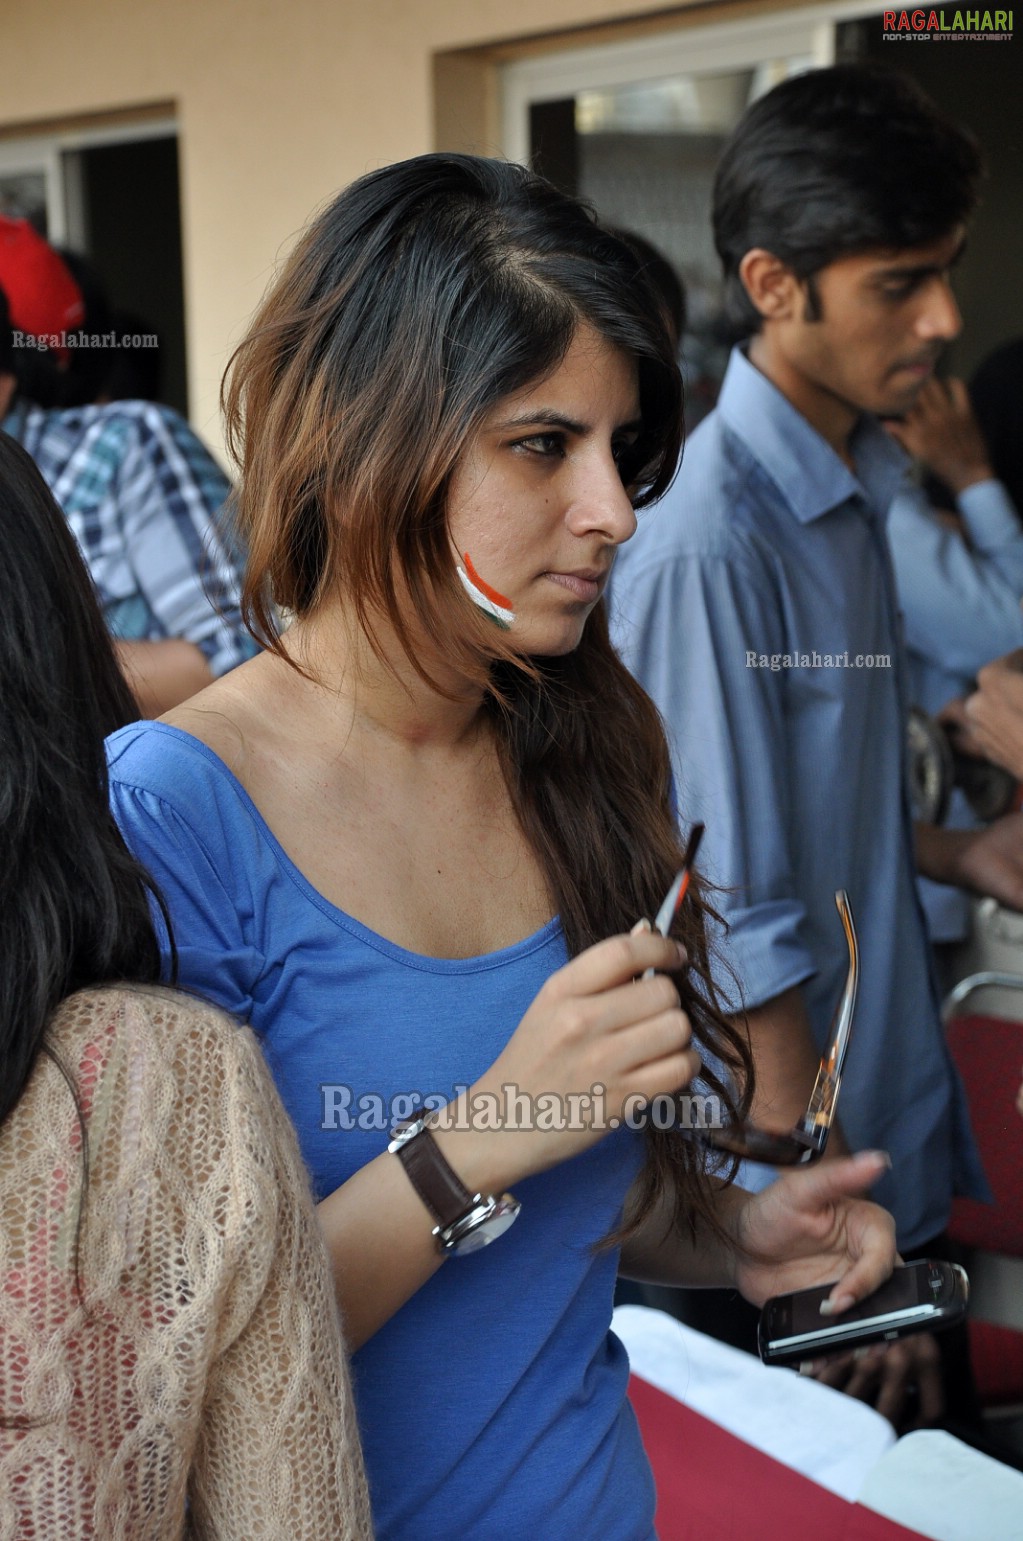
[607,227,686,350]
[224,153,682,686]
[0,435,161,1127]
[714,63,982,339]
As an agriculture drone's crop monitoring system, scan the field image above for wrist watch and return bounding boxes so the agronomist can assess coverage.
[387,1115,521,1256]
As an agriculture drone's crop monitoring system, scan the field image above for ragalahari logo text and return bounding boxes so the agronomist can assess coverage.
[883,8,1013,37]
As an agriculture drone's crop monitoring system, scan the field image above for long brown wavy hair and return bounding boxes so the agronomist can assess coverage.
[222,153,754,1248]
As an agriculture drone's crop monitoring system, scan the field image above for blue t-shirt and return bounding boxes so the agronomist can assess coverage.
[107,721,656,1541]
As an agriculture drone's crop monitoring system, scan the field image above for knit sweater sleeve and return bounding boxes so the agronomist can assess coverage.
[175,1000,374,1540]
[0,986,373,1540]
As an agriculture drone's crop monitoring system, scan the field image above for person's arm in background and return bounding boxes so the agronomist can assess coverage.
[917,646,1023,910]
[885,379,1023,910]
[115,638,213,717]
[948,648,1023,780]
[114,404,259,683]
[915,809,1023,914]
[888,480,1023,679]
[609,543,846,1149]
[887,377,1023,679]
[739,987,847,1152]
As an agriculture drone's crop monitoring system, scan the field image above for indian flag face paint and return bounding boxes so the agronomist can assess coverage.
[456,551,516,630]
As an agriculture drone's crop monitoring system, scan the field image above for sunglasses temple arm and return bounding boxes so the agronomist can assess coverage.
[794,892,859,1153]
[794,1067,842,1154]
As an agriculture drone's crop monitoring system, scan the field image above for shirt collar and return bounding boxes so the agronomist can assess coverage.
[715,345,908,524]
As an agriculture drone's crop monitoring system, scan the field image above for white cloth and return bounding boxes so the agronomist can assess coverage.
[857,1429,1023,1540]
[613,1303,895,1500]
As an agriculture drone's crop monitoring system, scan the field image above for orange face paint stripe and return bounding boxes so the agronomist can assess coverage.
[463,551,513,611]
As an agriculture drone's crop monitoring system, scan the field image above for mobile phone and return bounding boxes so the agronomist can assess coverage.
[758,1259,969,1366]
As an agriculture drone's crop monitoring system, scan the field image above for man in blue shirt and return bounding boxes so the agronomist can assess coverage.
[887,375,1023,946]
[611,64,1023,1427]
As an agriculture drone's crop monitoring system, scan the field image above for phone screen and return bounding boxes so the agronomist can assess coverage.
[761,1261,967,1362]
[786,1263,934,1335]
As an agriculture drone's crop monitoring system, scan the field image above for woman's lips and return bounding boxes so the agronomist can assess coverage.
[544,571,603,602]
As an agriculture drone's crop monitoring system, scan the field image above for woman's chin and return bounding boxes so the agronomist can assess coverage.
[508,609,594,660]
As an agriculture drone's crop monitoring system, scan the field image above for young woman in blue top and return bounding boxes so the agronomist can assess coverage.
[108,155,897,1538]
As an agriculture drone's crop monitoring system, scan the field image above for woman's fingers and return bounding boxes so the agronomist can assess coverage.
[622,1047,703,1103]
[773,1151,896,1312]
[583,972,683,1032]
[613,1010,698,1074]
[543,931,687,1001]
[479,928,699,1177]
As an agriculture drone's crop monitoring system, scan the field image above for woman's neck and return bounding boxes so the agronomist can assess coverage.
[286,603,487,753]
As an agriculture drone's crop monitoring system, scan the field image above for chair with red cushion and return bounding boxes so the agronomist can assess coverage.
[943,978,1023,1416]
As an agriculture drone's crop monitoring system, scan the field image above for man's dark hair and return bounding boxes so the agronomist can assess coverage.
[713,63,983,339]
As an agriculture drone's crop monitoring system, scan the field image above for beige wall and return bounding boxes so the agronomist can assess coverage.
[1,0,763,453]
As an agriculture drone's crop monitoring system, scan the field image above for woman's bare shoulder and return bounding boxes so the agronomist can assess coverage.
[159,652,295,782]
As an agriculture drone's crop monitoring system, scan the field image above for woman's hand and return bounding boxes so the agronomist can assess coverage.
[327,926,698,1349]
[731,1150,897,1312]
[432,928,700,1191]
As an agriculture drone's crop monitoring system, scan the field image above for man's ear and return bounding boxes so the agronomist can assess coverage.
[0,372,15,418]
[738,249,804,324]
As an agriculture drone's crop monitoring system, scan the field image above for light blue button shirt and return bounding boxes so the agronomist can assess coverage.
[610,346,988,1249]
[889,474,1023,939]
[892,475,1023,713]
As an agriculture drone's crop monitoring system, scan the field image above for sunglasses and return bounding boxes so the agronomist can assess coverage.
[650,837,859,1166]
[643,823,705,979]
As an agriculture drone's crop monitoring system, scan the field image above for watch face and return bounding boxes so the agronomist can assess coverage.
[444,1194,521,1256]
[906,706,953,825]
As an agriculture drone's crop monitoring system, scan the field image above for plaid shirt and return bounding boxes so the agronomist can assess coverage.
[4,399,257,677]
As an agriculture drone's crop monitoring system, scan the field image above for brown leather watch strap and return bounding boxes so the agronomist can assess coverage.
[393,1121,477,1228]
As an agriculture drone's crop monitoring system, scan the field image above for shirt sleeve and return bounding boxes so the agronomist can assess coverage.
[610,545,815,1012]
[888,477,1023,679]
[108,761,266,1022]
[112,406,258,677]
[185,1018,374,1540]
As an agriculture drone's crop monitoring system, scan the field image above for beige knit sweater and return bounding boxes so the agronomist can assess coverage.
[0,986,373,1539]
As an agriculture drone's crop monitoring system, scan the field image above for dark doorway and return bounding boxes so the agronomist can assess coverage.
[71,135,187,416]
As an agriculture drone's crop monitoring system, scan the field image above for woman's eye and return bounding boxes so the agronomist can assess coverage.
[515,433,565,458]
